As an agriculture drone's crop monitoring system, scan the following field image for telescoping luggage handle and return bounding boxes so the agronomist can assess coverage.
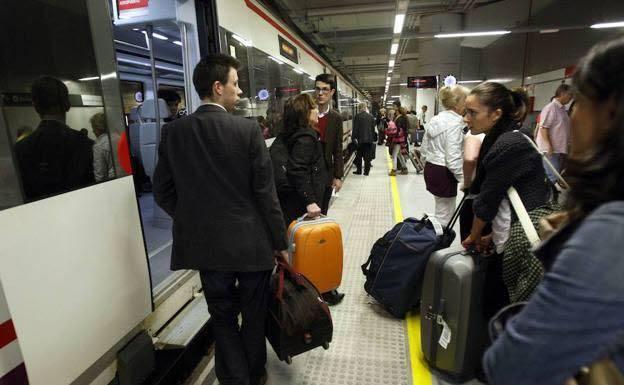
[515,130,569,190]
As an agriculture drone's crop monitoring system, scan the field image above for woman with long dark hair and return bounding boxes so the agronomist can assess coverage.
[462,82,555,305]
[278,93,328,225]
[483,36,624,385]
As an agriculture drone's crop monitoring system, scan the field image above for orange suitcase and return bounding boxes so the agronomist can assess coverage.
[287,215,343,294]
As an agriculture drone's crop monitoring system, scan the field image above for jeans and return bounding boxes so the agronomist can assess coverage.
[544,153,566,183]
[200,270,272,385]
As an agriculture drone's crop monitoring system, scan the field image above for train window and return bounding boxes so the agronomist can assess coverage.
[0,0,127,208]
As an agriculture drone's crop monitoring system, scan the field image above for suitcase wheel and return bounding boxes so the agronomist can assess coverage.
[285,355,292,365]
[322,341,330,350]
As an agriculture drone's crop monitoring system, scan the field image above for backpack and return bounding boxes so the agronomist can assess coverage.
[269,131,316,194]
[385,120,398,137]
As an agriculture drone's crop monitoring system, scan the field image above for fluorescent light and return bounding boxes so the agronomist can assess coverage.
[232,34,252,46]
[435,30,510,38]
[309,76,315,80]
[152,32,168,40]
[458,80,483,84]
[173,40,183,46]
[389,59,395,67]
[539,29,559,34]
[391,95,400,98]
[293,68,304,74]
[388,68,393,73]
[399,83,407,86]
[591,21,624,29]
[394,14,405,34]
[79,76,99,81]
[269,56,284,64]
[390,43,399,54]
[487,78,514,83]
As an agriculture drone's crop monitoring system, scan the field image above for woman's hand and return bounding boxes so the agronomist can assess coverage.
[306,203,322,218]
[539,211,569,239]
[462,234,478,250]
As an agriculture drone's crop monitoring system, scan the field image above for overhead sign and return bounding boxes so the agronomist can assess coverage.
[117,0,149,19]
[407,76,438,89]
[278,36,298,64]
[275,86,300,98]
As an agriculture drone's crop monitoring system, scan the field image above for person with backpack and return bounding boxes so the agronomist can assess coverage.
[272,93,328,226]
[386,107,409,176]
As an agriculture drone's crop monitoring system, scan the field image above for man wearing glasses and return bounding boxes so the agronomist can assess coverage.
[314,73,345,305]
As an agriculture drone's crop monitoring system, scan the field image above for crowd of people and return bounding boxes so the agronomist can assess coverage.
[147,35,624,385]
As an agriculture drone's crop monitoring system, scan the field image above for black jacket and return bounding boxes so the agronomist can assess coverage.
[153,104,287,272]
[15,120,94,202]
[352,111,376,144]
[322,109,344,182]
[286,128,328,206]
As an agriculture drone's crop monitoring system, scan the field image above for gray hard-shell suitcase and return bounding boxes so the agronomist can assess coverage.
[420,246,489,382]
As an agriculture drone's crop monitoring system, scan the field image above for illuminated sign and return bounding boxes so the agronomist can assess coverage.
[407,76,438,89]
[278,36,298,64]
[275,86,300,98]
[257,89,269,101]
[444,75,457,87]
[118,0,149,19]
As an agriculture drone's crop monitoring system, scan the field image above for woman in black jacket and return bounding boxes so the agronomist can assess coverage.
[279,93,328,225]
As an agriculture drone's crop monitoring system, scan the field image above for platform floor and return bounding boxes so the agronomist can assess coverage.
[184,145,481,385]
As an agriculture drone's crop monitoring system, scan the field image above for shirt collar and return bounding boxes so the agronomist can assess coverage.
[201,101,227,112]
[318,103,331,118]
[553,99,565,109]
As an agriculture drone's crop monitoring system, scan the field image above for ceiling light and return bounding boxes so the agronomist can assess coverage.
[309,76,315,80]
[79,76,99,81]
[458,80,484,84]
[487,78,514,83]
[394,14,405,34]
[232,34,252,46]
[269,56,284,64]
[435,30,510,38]
[389,59,395,67]
[390,43,399,54]
[539,29,559,34]
[591,21,624,29]
[173,40,183,46]
[152,32,168,40]
[399,83,407,86]
[293,68,304,74]
[391,95,400,98]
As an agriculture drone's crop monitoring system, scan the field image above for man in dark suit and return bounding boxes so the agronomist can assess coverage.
[351,102,376,176]
[153,54,287,385]
[314,73,345,305]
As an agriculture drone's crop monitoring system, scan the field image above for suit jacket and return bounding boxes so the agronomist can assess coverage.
[322,109,344,184]
[153,104,287,272]
[352,111,376,144]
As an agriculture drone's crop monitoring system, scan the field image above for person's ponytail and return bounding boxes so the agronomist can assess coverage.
[510,87,529,123]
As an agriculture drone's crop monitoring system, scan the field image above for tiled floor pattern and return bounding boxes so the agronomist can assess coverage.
[185,146,481,385]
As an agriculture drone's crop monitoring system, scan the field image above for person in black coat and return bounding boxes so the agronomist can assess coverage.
[351,102,376,175]
[278,93,328,226]
[153,54,287,385]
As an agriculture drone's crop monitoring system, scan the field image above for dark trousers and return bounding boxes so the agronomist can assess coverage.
[354,143,373,174]
[200,270,272,385]
[321,186,332,215]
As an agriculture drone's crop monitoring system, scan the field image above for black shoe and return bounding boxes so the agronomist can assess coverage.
[353,170,362,175]
[322,290,345,306]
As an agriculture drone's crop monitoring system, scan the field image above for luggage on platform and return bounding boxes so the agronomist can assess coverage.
[408,148,425,174]
[361,196,465,318]
[266,255,333,364]
[287,214,343,294]
[420,246,490,382]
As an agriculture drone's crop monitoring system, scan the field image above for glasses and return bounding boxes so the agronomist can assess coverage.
[314,87,331,94]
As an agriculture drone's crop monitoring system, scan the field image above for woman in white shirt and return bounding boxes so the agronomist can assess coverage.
[420,85,469,225]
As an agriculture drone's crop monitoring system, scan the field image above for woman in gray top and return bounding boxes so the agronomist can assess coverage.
[483,36,624,385]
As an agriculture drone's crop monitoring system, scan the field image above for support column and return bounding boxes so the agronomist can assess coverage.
[416,13,463,116]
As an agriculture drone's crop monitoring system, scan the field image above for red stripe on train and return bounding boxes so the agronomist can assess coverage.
[0,320,17,349]
[0,363,28,385]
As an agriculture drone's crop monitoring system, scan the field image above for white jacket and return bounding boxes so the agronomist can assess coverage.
[420,110,465,182]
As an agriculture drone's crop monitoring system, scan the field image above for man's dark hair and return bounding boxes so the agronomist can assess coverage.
[393,100,401,108]
[555,83,572,97]
[193,54,241,99]
[31,76,70,116]
[158,89,182,104]
[315,73,336,90]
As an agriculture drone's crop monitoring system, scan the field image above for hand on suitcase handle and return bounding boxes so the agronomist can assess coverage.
[298,211,325,221]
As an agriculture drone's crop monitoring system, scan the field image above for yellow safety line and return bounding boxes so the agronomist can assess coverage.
[386,153,432,385]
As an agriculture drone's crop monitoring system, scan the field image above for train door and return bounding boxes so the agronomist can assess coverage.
[110,0,213,298]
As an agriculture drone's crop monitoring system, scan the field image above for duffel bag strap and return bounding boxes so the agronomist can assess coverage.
[274,253,305,301]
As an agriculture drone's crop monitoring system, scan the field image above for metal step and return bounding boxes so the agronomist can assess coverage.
[155,294,209,349]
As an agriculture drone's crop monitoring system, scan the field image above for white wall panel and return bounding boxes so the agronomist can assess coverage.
[0,176,151,385]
